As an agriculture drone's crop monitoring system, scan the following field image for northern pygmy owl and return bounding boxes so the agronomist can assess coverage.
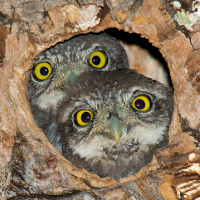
[55,69,174,180]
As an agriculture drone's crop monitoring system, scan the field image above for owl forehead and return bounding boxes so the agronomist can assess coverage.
[73,87,135,109]
[35,35,108,65]
[70,77,170,111]
[36,45,87,66]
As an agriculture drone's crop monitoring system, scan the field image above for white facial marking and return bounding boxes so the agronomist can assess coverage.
[71,136,105,162]
[36,90,65,111]
[130,125,166,147]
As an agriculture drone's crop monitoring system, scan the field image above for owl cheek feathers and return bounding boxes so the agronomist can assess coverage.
[130,125,168,146]
[35,90,66,111]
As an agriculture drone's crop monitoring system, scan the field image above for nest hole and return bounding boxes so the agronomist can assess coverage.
[28,28,173,182]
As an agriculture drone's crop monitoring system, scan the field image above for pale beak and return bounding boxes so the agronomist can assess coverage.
[65,71,78,85]
[108,115,124,142]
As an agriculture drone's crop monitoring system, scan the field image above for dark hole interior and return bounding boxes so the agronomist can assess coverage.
[106,28,172,87]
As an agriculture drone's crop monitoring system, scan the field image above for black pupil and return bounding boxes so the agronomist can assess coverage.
[40,67,49,76]
[135,99,145,109]
[81,112,91,123]
[92,56,101,65]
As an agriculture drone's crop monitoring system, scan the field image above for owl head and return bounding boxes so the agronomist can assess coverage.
[58,69,174,180]
[28,33,129,105]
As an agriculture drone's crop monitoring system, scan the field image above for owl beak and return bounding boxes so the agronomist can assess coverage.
[108,115,124,142]
[65,71,79,85]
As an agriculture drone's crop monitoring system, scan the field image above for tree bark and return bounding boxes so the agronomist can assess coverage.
[1,0,200,199]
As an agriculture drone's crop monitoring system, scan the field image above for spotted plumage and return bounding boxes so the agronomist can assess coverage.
[54,69,174,180]
[28,33,129,150]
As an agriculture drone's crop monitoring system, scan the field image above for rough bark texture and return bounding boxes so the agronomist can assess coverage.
[0,0,200,199]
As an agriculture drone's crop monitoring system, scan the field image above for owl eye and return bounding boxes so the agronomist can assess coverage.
[132,95,151,111]
[89,51,107,69]
[33,62,52,81]
[75,110,93,126]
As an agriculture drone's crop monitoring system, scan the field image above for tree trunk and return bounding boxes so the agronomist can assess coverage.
[1,0,200,199]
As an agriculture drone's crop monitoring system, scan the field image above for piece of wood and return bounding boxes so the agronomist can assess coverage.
[0,0,200,199]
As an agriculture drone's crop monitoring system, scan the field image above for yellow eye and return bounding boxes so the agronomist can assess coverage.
[75,110,93,126]
[34,62,52,80]
[132,95,151,111]
[89,51,107,69]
